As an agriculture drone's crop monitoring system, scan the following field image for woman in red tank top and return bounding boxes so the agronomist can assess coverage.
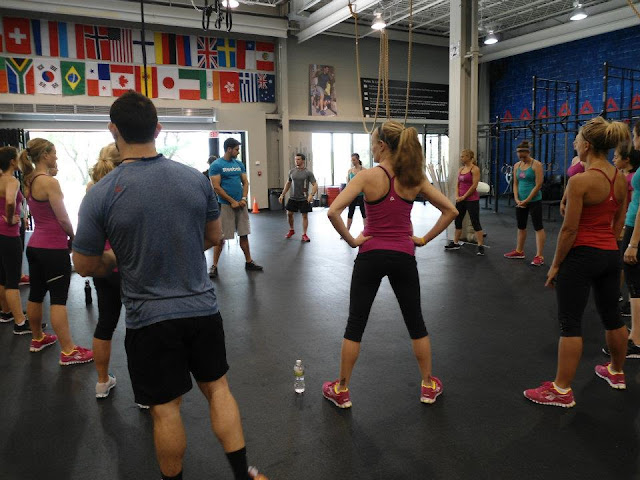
[322,121,458,408]
[524,117,630,408]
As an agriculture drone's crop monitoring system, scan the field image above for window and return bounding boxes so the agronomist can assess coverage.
[353,134,371,168]
[311,132,373,186]
[311,133,332,186]
[332,133,352,185]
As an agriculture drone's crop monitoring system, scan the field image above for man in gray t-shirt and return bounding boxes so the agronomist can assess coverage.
[279,153,318,242]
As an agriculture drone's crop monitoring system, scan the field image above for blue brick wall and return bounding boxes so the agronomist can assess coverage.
[489,25,640,193]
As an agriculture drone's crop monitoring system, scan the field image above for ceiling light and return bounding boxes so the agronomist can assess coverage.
[371,10,386,30]
[484,30,498,45]
[569,2,588,21]
[222,0,240,8]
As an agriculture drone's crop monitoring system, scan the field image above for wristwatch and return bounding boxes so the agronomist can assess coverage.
[242,197,248,201]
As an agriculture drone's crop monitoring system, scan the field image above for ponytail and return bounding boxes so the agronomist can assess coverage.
[378,121,425,187]
[89,143,120,183]
[462,149,476,165]
[19,138,54,186]
[581,116,630,153]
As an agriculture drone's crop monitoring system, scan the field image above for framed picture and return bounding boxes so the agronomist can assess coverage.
[309,64,337,116]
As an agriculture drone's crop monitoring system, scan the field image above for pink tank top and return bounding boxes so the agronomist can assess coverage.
[360,166,415,256]
[0,188,22,237]
[27,174,69,249]
[458,169,479,201]
[567,161,585,177]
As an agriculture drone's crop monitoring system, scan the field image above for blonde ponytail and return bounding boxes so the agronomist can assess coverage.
[89,143,120,183]
[378,121,425,188]
[19,138,54,186]
[581,116,630,153]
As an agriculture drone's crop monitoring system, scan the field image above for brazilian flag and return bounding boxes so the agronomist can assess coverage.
[61,61,85,96]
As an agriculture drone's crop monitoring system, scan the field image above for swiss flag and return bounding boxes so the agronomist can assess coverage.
[3,17,31,55]
[111,65,135,97]
[220,71,240,103]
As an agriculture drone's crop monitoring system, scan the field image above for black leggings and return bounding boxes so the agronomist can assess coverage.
[93,271,123,341]
[516,200,543,231]
[556,246,624,337]
[622,227,640,298]
[348,195,366,219]
[344,250,428,342]
[0,235,22,289]
[454,200,482,231]
[26,247,71,305]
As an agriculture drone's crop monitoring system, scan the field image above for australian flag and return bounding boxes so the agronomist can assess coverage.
[257,73,275,103]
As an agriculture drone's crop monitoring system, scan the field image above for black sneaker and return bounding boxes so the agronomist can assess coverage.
[444,241,461,251]
[477,245,485,256]
[245,261,263,271]
[209,265,218,279]
[0,311,13,323]
[620,302,631,317]
[13,318,32,335]
[602,340,640,358]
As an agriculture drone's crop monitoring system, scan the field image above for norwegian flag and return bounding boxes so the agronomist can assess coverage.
[197,36,218,69]
[83,25,111,61]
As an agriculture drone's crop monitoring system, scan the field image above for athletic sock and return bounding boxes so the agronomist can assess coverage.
[161,472,182,480]
[552,382,570,394]
[16,320,26,327]
[226,447,249,480]
[607,364,623,375]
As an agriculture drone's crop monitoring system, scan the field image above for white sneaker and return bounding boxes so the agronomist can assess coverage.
[95,374,117,398]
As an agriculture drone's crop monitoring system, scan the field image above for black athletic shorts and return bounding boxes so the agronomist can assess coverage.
[125,313,229,406]
[516,200,544,231]
[26,247,71,305]
[286,199,312,213]
[0,234,22,289]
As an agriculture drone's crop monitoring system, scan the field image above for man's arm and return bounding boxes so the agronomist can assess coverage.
[279,180,291,203]
[239,173,249,208]
[204,218,222,251]
[308,182,318,203]
[210,174,239,207]
[72,250,117,278]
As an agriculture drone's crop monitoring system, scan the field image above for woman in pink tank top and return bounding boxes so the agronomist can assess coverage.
[19,138,93,366]
[322,121,458,408]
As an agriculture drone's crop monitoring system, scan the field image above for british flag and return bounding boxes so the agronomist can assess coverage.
[197,36,218,69]
[258,73,268,89]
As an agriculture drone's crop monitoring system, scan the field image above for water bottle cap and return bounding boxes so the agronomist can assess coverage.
[295,359,302,364]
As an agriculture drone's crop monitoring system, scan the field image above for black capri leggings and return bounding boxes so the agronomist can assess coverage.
[556,246,624,337]
[516,200,544,231]
[93,271,123,341]
[347,195,366,219]
[26,247,71,305]
[454,200,482,231]
[0,234,22,289]
[344,250,428,342]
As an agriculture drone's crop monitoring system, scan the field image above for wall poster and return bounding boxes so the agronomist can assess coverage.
[309,64,336,116]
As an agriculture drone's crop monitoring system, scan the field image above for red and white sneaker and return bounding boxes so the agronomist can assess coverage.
[285,229,295,239]
[19,274,30,285]
[30,333,58,352]
[595,363,626,390]
[301,234,311,243]
[504,249,525,259]
[322,380,352,408]
[531,255,544,266]
[420,376,443,404]
[59,346,94,366]
[524,381,575,408]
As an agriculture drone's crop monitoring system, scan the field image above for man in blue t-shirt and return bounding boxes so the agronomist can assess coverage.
[208,138,262,278]
[72,92,264,480]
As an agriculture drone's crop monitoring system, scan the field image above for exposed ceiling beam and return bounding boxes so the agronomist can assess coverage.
[359,0,448,39]
[325,21,448,46]
[479,5,639,63]
[292,0,323,15]
[296,0,380,43]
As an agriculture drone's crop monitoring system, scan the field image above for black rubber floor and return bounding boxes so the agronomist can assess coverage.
[1,202,639,479]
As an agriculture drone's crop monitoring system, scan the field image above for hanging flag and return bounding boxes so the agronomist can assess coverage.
[155,32,176,65]
[34,58,62,95]
[3,18,31,55]
[6,57,34,94]
[32,20,57,57]
[176,35,196,67]
[65,23,85,59]
[61,60,85,95]
[0,58,8,93]
[0,21,4,52]
[178,69,206,99]
[111,64,135,96]
[133,30,155,65]
[237,40,256,70]
[86,62,112,96]
[216,38,236,68]
[255,42,274,71]
[83,25,111,61]
[257,73,275,102]
[109,28,133,63]
[211,71,220,101]
[219,71,240,103]
[158,67,179,99]
[135,65,158,98]
[197,36,218,69]
[239,72,258,102]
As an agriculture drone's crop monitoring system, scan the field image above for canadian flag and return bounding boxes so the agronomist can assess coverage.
[110,64,135,97]
[255,42,274,71]
[86,62,112,96]
[157,67,179,100]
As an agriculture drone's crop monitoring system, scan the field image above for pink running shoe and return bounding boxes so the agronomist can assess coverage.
[595,363,626,390]
[524,381,575,408]
[301,234,311,243]
[30,333,58,352]
[285,229,295,239]
[504,249,525,259]
[59,346,94,366]
[531,255,544,266]
[322,380,352,408]
[420,376,443,404]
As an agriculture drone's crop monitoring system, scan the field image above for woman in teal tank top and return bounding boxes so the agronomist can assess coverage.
[504,140,546,266]
[346,153,366,233]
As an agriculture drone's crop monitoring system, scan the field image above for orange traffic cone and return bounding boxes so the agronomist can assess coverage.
[252,197,260,213]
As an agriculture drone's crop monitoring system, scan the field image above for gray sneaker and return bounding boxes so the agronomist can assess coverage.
[477,245,485,256]
[209,265,218,278]
[96,374,117,398]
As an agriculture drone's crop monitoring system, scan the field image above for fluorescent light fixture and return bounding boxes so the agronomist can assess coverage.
[484,30,498,45]
[569,2,588,21]
[371,10,386,30]
[222,0,240,8]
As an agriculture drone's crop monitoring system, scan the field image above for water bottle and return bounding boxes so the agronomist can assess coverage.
[84,280,92,305]
[294,359,305,394]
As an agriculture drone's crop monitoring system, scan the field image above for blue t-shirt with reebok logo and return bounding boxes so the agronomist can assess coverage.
[209,157,245,204]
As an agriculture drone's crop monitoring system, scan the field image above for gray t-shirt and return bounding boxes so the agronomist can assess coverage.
[288,168,316,201]
[73,155,220,329]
